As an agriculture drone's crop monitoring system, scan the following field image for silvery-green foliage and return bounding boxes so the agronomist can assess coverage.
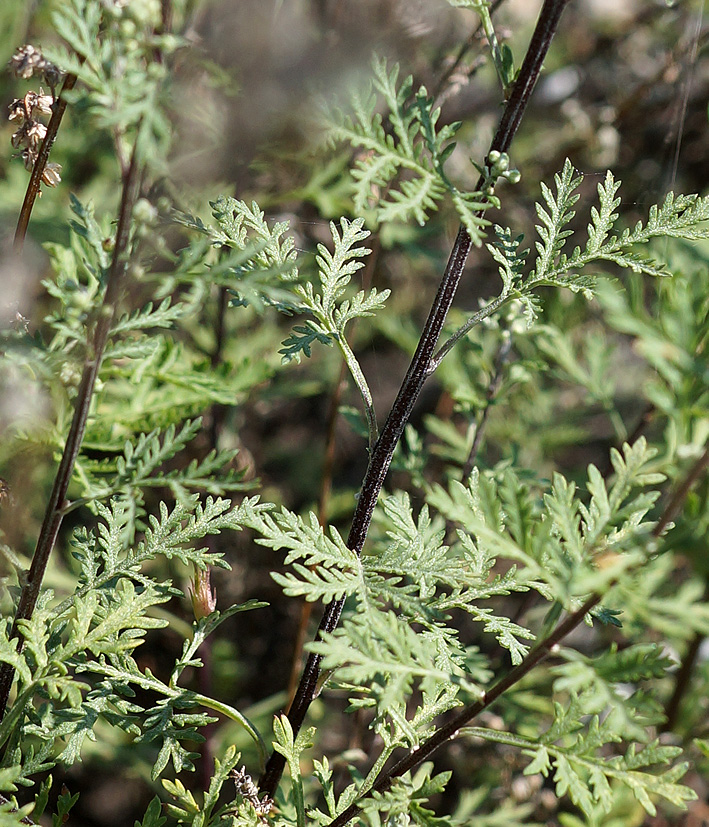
[231,436,696,822]
[43,0,175,166]
[327,56,498,241]
[3,0,709,820]
[488,159,709,323]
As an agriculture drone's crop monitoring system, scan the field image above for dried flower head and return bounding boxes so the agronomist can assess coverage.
[42,162,62,188]
[9,45,44,79]
[189,566,217,620]
[8,99,27,123]
[21,148,37,171]
[29,89,54,117]
[8,45,64,89]
[8,62,60,189]
[229,768,274,823]
[41,62,64,91]
[23,121,47,150]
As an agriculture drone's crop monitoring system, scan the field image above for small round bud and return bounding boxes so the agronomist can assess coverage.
[495,152,510,172]
[505,169,521,184]
[119,19,137,37]
[133,198,157,225]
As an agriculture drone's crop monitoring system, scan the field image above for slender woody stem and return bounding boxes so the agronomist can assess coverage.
[14,72,78,252]
[324,446,709,827]
[258,0,571,798]
[0,138,143,720]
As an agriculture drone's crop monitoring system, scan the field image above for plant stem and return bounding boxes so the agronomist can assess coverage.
[0,138,143,721]
[432,0,507,104]
[13,71,78,252]
[324,446,709,827]
[338,335,379,450]
[476,1,510,94]
[192,692,267,766]
[663,619,705,732]
[462,331,512,480]
[258,0,571,798]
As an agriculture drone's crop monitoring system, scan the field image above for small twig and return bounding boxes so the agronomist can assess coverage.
[462,332,512,479]
[258,0,571,798]
[13,71,78,252]
[324,444,709,827]
[0,137,144,720]
[663,615,705,732]
[655,447,709,538]
[432,0,507,104]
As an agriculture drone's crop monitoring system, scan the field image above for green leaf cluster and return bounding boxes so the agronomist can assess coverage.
[327,56,498,241]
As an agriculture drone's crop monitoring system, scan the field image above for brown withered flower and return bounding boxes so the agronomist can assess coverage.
[189,566,217,620]
[9,45,64,90]
[42,162,62,188]
[9,45,44,79]
[8,44,62,189]
[229,768,274,823]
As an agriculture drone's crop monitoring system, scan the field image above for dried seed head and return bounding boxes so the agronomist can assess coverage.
[8,91,53,124]
[8,44,64,89]
[42,162,62,188]
[31,89,54,117]
[230,768,274,823]
[41,62,64,90]
[9,45,44,79]
[12,119,47,150]
[21,148,37,171]
[8,99,27,122]
[24,121,47,149]
[11,124,26,148]
[231,768,259,801]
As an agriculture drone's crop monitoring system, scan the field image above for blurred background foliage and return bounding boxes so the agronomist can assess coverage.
[0,0,707,824]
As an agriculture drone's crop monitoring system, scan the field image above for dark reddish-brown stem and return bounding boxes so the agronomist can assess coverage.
[663,621,704,732]
[258,0,571,798]
[324,446,709,827]
[13,71,78,252]
[0,139,143,719]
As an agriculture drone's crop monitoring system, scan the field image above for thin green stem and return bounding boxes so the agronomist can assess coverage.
[192,692,267,768]
[337,334,379,450]
[0,682,39,752]
[428,292,510,373]
[475,1,510,94]
[360,744,396,792]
